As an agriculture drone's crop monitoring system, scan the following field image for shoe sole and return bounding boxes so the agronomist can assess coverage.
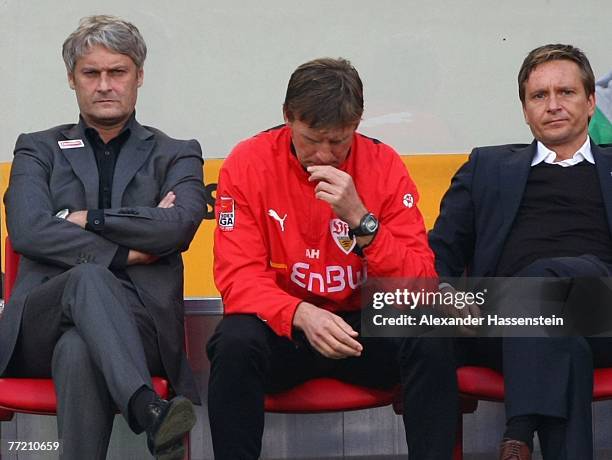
[151,396,196,456]
[155,442,185,460]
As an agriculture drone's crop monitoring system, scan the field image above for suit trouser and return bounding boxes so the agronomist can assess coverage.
[207,313,458,460]
[457,255,612,460]
[6,264,163,460]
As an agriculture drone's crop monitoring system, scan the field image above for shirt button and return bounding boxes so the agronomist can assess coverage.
[94,219,101,225]
[104,151,111,157]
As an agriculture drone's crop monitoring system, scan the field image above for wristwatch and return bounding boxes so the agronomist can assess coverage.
[349,212,379,237]
[55,208,70,219]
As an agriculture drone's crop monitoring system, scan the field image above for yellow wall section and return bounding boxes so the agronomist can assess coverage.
[0,163,10,280]
[1,154,468,297]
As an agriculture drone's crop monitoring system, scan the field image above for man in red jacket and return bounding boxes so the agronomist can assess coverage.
[208,58,457,459]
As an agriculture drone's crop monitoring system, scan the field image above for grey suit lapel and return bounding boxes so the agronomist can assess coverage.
[60,124,99,209]
[112,121,155,207]
[593,142,612,234]
[498,141,535,230]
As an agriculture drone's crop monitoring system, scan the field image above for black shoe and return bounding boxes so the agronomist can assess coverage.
[145,396,196,459]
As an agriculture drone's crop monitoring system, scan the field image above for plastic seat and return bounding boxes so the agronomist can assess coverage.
[454,365,612,460]
[265,378,400,413]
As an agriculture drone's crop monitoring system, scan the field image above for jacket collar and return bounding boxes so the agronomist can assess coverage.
[498,141,536,230]
[59,114,155,208]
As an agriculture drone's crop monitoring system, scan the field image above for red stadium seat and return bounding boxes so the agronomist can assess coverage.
[454,365,612,460]
[265,378,400,413]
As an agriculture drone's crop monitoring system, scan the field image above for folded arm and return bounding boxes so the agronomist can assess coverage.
[6,134,119,268]
[93,141,206,256]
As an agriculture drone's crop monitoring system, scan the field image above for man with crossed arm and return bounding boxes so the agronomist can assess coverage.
[0,15,205,460]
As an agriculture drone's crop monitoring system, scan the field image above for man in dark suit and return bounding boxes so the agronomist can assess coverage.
[0,15,205,460]
[429,44,612,460]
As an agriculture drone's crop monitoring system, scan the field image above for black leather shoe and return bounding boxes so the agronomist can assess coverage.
[145,396,196,460]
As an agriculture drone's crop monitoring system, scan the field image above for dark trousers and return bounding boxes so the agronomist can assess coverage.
[5,264,163,460]
[207,313,458,460]
[456,255,612,460]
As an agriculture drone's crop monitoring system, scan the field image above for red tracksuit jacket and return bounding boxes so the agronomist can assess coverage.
[214,125,436,338]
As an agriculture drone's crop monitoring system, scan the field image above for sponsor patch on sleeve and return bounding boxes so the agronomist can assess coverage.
[217,196,235,231]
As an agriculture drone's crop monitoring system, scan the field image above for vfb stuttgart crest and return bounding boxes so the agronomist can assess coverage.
[329,218,356,255]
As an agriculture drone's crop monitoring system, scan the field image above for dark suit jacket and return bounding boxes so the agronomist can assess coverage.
[429,140,612,277]
[0,117,205,403]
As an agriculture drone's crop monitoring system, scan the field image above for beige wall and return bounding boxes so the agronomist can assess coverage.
[1,0,612,161]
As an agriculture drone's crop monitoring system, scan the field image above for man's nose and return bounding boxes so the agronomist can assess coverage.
[315,143,333,159]
[547,93,561,111]
[96,72,111,92]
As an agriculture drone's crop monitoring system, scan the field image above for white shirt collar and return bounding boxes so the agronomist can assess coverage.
[531,136,594,167]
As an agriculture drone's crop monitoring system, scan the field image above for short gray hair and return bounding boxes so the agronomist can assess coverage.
[62,15,147,72]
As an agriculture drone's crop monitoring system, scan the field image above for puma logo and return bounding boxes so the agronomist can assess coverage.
[267,209,287,232]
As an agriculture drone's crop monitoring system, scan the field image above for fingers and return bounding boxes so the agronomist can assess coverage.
[314,314,362,358]
[313,181,347,209]
[307,167,365,225]
[312,327,362,359]
[157,191,176,208]
[308,166,352,193]
[307,165,345,183]
[332,315,360,338]
[294,303,362,359]
[127,249,159,265]
[329,318,362,353]
[318,337,361,359]
[65,210,87,229]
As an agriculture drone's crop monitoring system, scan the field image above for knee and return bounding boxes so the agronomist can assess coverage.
[66,263,115,285]
[515,258,565,277]
[207,315,271,365]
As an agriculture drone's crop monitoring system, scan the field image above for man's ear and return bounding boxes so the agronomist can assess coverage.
[283,106,295,127]
[587,92,596,118]
[137,67,144,88]
[68,72,75,90]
